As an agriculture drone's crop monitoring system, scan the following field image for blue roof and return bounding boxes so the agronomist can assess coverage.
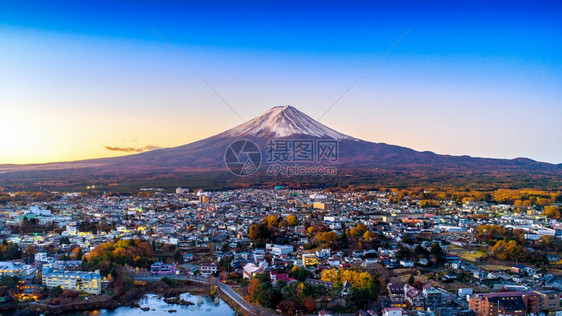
[44,270,100,280]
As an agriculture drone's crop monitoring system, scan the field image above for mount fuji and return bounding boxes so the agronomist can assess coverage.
[1,105,561,190]
[224,105,356,140]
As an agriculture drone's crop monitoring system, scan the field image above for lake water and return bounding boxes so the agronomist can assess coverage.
[71,293,236,316]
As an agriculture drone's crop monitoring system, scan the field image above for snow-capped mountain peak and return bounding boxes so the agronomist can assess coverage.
[225,105,356,140]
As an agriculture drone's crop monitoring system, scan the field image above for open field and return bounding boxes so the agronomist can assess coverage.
[448,246,487,262]
[479,264,512,271]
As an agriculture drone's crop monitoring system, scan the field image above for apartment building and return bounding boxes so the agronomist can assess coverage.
[423,285,445,310]
[469,292,540,316]
[270,244,294,256]
[0,261,24,276]
[150,262,177,275]
[534,290,560,313]
[302,253,318,267]
[388,283,406,308]
[199,262,217,276]
[404,284,425,310]
[42,267,101,295]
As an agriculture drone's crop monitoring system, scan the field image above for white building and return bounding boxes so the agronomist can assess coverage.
[27,206,52,216]
[242,262,267,279]
[42,267,101,295]
[66,222,77,236]
[270,244,293,256]
[316,249,331,259]
[363,258,378,267]
[183,254,194,262]
[176,187,189,194]
[382,307,404,316]
[0,261,24,276]
[458,287,473,299]
[35,252,49,263]
[199,263,217,276]
[266,243,293,255]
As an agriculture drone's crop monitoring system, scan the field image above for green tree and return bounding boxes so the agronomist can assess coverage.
[76,279,83,291]
[430,243,444,263]
[50,285,63,297]
[0,276,20,290]
[408,275,415,285]
[414,245,428,259]
[173,249,183,263]
[110,267,119,279]
[396,244,413,260]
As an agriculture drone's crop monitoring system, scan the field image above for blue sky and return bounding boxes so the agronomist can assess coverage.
[1,0,561,163]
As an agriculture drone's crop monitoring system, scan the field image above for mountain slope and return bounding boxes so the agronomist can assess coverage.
[0,105,561,190]
[224,105,356,140]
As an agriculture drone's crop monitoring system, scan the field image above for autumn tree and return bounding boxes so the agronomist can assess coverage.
[265,215,278,229]
[286,214,297,226]
[72,247,83,260]
[544,206,561,219]
[320,268,373,288]
[314,231,338,248]
[346,224,368,240]
[490,240,527,261]
[245,273,282,308]
[320,268,379,308]
[307,226,315,236]
[83,238,154,276]
[248,224,259,241]
[363,231,376,242]
[475,224,506,240]
[419,199,439,208]
[412,280,424,289]
[248,223,271,242]
[302,297,316,313]
[246,278,260,302]
[220,270,229,281]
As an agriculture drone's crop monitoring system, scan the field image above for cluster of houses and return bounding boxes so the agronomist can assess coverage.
[0,188,560,315]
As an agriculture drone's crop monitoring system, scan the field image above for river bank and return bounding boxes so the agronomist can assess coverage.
[73,293,236,316]
[0,279,211,315]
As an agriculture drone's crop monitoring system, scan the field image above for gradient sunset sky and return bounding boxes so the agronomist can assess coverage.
[1,0,561,164]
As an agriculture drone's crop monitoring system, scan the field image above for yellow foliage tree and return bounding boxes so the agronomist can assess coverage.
[307,226,315,236]
[315,231,338,248]
[320,268,373,289]
[363,231,376,242]
[490,240,527,261]
[476,224,506,239]
[544,206,561,219]
[287,214,297,226]
[265,215,278,228]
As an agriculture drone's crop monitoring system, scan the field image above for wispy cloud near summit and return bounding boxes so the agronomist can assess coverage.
[104,145,162,153]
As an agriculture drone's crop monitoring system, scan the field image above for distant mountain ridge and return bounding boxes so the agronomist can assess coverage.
[1,105,561,190]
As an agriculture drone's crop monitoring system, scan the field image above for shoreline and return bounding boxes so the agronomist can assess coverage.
[0,279,213,315]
